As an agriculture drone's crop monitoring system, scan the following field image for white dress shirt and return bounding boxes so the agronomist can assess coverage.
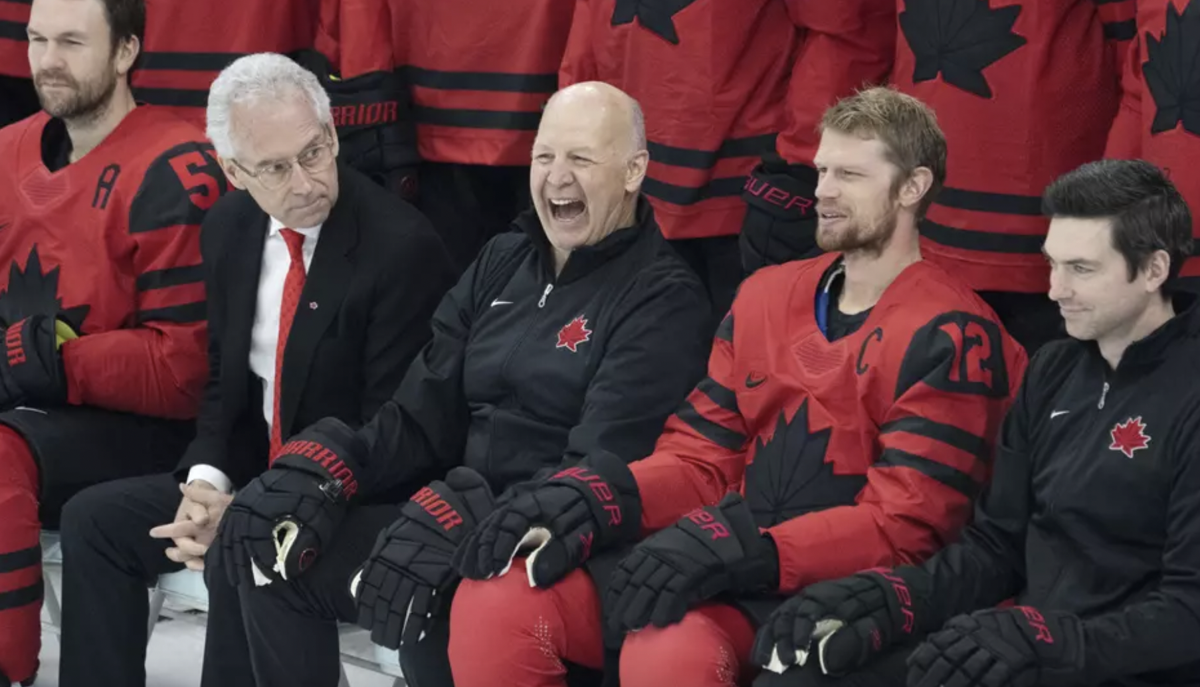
[187,217,322,493]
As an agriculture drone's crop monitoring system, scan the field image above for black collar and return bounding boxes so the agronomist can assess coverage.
[1087,292,1200,373]
[40,117,73,172]
[513,195,657,284]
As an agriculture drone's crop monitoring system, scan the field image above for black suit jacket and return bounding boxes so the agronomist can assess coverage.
[175,164,456,491]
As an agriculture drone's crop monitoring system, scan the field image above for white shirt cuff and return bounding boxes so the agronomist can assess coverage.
[187,465,233,494]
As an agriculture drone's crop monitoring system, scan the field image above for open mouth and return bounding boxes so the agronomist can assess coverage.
[549,198,587,223]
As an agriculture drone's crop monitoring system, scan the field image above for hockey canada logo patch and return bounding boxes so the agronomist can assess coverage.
[556,315,592,353]
[1109,417,1151,459]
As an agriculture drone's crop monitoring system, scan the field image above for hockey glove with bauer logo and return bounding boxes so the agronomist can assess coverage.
[906,607,1085,687]
[452,450,641,587]
[351,467,496,650]
[292,49,419,201]
[213,417,366,588]
[740,152,820,274]
[0,314,76,410]
[604,492,778,632]
[753,567,932,676]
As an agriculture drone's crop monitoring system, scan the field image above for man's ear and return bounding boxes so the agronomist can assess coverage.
[114,35,140,78]
[624,149,649,193]
[899,166,934,212]
[1142,248,1172,293]
[217,156,247,191]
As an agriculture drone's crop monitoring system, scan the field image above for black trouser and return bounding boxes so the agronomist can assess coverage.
[417,162,531,274]
[669,235,745,330]
[0,76,38,129]
[752,646,912,687]
[60,471,409,687]
[58,473,253,687]
[978,290,1065,357]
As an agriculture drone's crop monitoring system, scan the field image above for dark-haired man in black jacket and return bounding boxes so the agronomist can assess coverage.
[753,159,1200,687]
[208,80,712,687]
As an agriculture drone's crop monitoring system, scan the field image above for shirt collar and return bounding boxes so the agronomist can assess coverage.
[267,216,322,239]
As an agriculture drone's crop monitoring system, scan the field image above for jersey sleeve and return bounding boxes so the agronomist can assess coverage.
[766,310,1029,593]
[62,140,228,419]
[1105,32,1144,160]
[630,308,754,532]
[558,0,599,86]
[1078,399,1200,682]
[775,0,895,165]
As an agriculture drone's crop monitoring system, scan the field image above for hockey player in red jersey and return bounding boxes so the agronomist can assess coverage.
[318,0,574,270]
[449,88,1027,687]
[743,0,1139,355]
[1106,0,1200,292]
[0,0,223,681]
[561,0,895,319]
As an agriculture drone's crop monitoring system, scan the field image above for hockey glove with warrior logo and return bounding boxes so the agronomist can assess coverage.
[739,152,820,274]
[214,417,366,588]
[753,567,932,676]
[906,607,1085,687]
[452,450,641,587]
[605,492,778,632]
[0,314,77,410]
[292,49,419,201]
[351,467,496,650]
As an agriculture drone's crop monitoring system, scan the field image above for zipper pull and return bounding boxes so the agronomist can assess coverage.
[538,284,553,308]
[1098,381,1110,409]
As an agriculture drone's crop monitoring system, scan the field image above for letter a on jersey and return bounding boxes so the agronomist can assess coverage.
[1109,416,1150,458]
[556,315,592,353]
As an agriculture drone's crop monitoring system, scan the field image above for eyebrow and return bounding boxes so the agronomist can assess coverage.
[256,130,326,167]
[1041,249,1098,266]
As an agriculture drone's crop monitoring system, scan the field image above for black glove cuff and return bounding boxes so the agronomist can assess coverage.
[862,566,937,637]
[4,315,66,404]
[272,417,368,503]
[547,450,642,545]
[682,494,776,593]
[742,155,818,221]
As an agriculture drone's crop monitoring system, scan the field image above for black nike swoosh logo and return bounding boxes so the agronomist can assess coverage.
[745,373,766,389]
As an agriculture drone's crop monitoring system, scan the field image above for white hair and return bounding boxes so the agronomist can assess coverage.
[629,97,646,153]
[205,53,332,160]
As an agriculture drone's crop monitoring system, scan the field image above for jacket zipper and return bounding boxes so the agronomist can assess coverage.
[1098,381,1110,409]
[538,284,553,308]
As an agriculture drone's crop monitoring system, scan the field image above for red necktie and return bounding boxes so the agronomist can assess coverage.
[269,228,307,463]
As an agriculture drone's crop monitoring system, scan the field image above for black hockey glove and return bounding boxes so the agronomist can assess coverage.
[906,607,1085,687]
[0,314,75,410]
[753,567,930,676]
[452,451,641,587]
[739,152,820,274]
[293,49,420,201]
[352,467,496,650]
[213,417,366,588]
[604,492,777,632]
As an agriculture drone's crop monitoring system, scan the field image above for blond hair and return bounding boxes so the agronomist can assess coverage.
[821,87,947,218]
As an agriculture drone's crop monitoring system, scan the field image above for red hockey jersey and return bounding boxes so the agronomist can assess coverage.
[325,0,574,166]
[0,0,29,78]
[895,0,1137,294]
[629,254,1027,592]
[131,0,319,128]
[560,0,895,241]
[1106,0,1200,289]
[0,107,226,418]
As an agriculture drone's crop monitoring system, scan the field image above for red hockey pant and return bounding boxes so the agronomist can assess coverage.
[449,558,757,687]
[0,426,42,683]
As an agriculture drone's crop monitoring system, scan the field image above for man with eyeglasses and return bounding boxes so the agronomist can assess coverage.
[55,52,456,687]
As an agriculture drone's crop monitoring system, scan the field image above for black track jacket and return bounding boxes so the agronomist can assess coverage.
[350,197,711,500]
[903,295,1200,686]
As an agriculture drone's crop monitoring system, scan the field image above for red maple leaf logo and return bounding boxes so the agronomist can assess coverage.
[1109,416,1150,458]
[556,315,592,353]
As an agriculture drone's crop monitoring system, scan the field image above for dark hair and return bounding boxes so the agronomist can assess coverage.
[821,86,947,219]
[99,0,145,71]
[1042,159,1193,292]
